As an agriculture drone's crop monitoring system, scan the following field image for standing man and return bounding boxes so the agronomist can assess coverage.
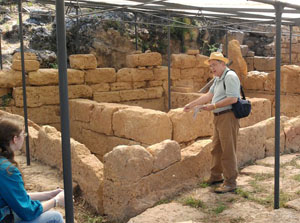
[183,52,240,193]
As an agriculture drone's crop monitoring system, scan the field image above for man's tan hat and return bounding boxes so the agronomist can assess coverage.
[204,52,229,65]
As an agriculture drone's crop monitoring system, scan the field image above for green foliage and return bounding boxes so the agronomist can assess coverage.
[1,93,12,110]
[198,182,209,188]
[170,17,193,53]
[83,215,103,223]
[49,63,58,69]
[154,198,171,206]
[182,197,205,208]
[212,203,226,214]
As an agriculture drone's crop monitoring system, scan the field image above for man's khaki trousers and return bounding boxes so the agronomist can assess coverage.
[211,111,240,187]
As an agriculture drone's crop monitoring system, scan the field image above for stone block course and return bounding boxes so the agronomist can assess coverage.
[253,56,275,71]
[69,54,97,69]
[0,70,23,87]
[126,52,162,68]
[153,66,180,80]
[171,54,197,69]
[13,52,37,60]
[28,69,85,85]
[85,68,116,83]
[11,60,40,72]
[94,91,121,103]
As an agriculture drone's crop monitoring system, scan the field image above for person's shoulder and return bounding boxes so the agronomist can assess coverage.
[0,158,19,175]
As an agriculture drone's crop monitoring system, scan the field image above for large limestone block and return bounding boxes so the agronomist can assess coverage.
[13,52,37,60]
[245,57,254,71]
[284,116,300,153]
[195,54,209,68]
[0,88,10,97]
[280,94,300,117]
[119,89,148,101]
[228,40,248,79]
[170,92,203,109]
[237,124,266,167]
[28,69,85,85]
[34,126,104,213]
[113,107,172,144]
[148,80,163,87]
[11,60,40,72]
[133,81,146,89]
[11,105,60,125]
[90,83,110,92]
[168,108,214,143]
[116,68,154,82]
[240,98,272,128]
[103,140,212,222]
[13,85,92,107]
[123,98,166,112]
[69,54,97,69]
[69,99,98,123]
[180,68,204,79]
[126,52,162,68]
[147,140,181,172]
[171,54,197,68]
[85,68,116,83]
[110,82,132,91]
[94,91,121,103]
[104,145,154,183]
[0,70,23,87]
[89,103,130,135]
[153,66,180,80]
[145,87,163,99]
[243,71,268,90]
[80,129,140,161]
[253,56,275,71]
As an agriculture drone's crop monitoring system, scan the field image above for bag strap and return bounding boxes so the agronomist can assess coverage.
[223,69,246,100]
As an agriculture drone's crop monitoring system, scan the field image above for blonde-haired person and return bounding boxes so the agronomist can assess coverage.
[0,117,65,223]
[184,52,240,193]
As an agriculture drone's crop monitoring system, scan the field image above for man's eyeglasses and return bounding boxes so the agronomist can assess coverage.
[19,132,28,137]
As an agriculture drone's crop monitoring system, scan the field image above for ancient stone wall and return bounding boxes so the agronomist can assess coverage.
[68,97,271,162]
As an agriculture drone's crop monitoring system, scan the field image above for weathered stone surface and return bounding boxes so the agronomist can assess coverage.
[240,165,274,175]
[168,108,213,143]
[171,92,202,109]
[104,145,153,182]
[0,88,10,97]
[79,128,140,161]
[284,116,300,153]
[228,40,248,79]
[145,87,164,99]
[253,56,275,71]
[280,94,300,117]
[171,54,197,69]
[85,68,116,83]
[133,81,147,89]
[126,52,162,68]
[153,66,180,80]
[171,86,194,93]
[245,57,254,71]
[256,154,298,166]
[90,83,110,92]
[119,89,148,101]
[147,140,181,172]
[110,82,132,91]
[93,91,121,103]
[69,54,97,69]
[243,71,268,90]
[148,80,163,87]
[11,105,60,125]
[180,68,204,79]
[240,45,249,57]
[69,99,98,123]
[113,107,172,144]
[13,85,92,107]
[237,123,266,167]
[13,52,37,60]
[286,198,300,211]
[28,69,84,85]
[30,125,104,213]
[11,60,40,72]
[187,49,199,55]
[240,98,272,128]
[128,203,206,223]
[123,98,166,112]
[116,68,154,82]
[0,70,23,87]
[195,54,209,68]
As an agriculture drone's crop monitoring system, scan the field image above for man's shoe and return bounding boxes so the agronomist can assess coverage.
[204,178,224,186]
[214,184,236,193]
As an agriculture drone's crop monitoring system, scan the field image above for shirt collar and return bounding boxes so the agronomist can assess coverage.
[215,67,229,81]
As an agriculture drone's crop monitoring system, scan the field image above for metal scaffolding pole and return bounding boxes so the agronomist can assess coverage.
[274,2,284,210]
[289,25,293,64]
[225,29,228,57]
[167,12,171,110]
[135,13,138,50]
[55,0,74,221]
[18,0,30,166]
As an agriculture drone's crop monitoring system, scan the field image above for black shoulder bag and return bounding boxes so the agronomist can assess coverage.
[2,209,14,223]
[223,70,251,119]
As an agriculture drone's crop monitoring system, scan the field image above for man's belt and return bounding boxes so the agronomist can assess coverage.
[213,109,232,116]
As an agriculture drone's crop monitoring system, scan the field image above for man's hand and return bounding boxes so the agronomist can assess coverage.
[183,104,193,112]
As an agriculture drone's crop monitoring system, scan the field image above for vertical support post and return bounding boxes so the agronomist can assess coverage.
[289,25,292,64]
[18,0,30,165]
[135,13,138,50]
[167,12,171,111]
[225,29,229,57]
[0,31,2,70]
[274,2,283,210]
[75,6,79,54]
[55,0,74,222]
